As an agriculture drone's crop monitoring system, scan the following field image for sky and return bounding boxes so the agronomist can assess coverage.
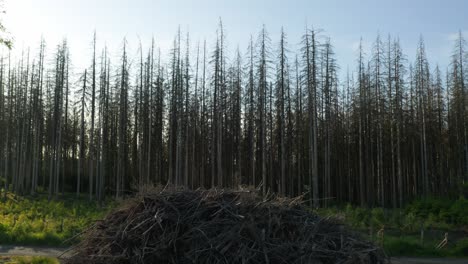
[3,0,468,78]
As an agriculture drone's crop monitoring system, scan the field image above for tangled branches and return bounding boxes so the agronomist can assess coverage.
[65,189,386,264]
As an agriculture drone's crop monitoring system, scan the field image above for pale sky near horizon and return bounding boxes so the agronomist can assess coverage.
[3,0,468,79]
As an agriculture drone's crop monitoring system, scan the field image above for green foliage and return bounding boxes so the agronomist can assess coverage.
[370,208,385,227]
[405,196,468,226]
[451,238,468,257]
[0,192,114,246]
[382,235,468,257]
[405,197,451,221]
[1,256,59,264]
[383,236,447,257]
[314,197,468,257]
[447,197,468,225]
[462,183,468,198]
[400,211,418,232]
[317,197,468,231]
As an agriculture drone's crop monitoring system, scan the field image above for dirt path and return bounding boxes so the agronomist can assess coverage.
[0,245,70,257]
[0,246,466,264]
[391,257,468,263]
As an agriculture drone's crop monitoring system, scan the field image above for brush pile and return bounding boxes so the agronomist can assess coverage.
[65,189,386,264]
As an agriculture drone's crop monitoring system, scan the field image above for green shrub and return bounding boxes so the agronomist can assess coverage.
[451,238,468,257]
[384,236,446,257]
[405,197,451,218]
[448,197,468,225]
[370,208,385,227]
[313,199,468,258]
[403,196,468,227]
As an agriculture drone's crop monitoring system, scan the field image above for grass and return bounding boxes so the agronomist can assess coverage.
[314,196,468,257]
[0,191,115,246]
[383,235,446,257]
[316,197,468,231]
[0,256,59,264]
[383,236,468,257]
[1,188,466,258]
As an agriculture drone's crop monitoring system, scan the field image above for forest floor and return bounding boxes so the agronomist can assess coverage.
[391,257,468,263]
[0,256,58,264]
[0,191,467,259]
[315,197,468,258]
[0,191,114,246]
[0,246,466,264]
[0,245,65,257]
[0,242,466,264]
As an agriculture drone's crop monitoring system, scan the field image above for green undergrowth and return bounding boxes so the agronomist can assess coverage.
[0,191,115,246]
[0,256,59,264]
[1,188,467,258]
[383,236,468,257]
[315,196,468,257]
[316,196,468,231]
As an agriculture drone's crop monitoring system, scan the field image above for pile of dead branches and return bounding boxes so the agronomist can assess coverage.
[65,189,386,264]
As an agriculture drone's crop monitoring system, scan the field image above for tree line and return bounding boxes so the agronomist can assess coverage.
[0,22,467,208]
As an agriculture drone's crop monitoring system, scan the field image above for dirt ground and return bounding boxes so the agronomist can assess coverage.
[0,245,466,264]
[391,257,468,264]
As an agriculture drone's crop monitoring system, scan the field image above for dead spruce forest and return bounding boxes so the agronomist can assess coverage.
[1,23,467,208]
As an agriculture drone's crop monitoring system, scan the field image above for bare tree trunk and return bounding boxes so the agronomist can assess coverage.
[358,40,366,207]
[77,70,87,198]
[89,32,97,201]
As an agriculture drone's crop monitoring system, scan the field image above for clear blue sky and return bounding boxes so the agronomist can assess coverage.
[4,0,468,77]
